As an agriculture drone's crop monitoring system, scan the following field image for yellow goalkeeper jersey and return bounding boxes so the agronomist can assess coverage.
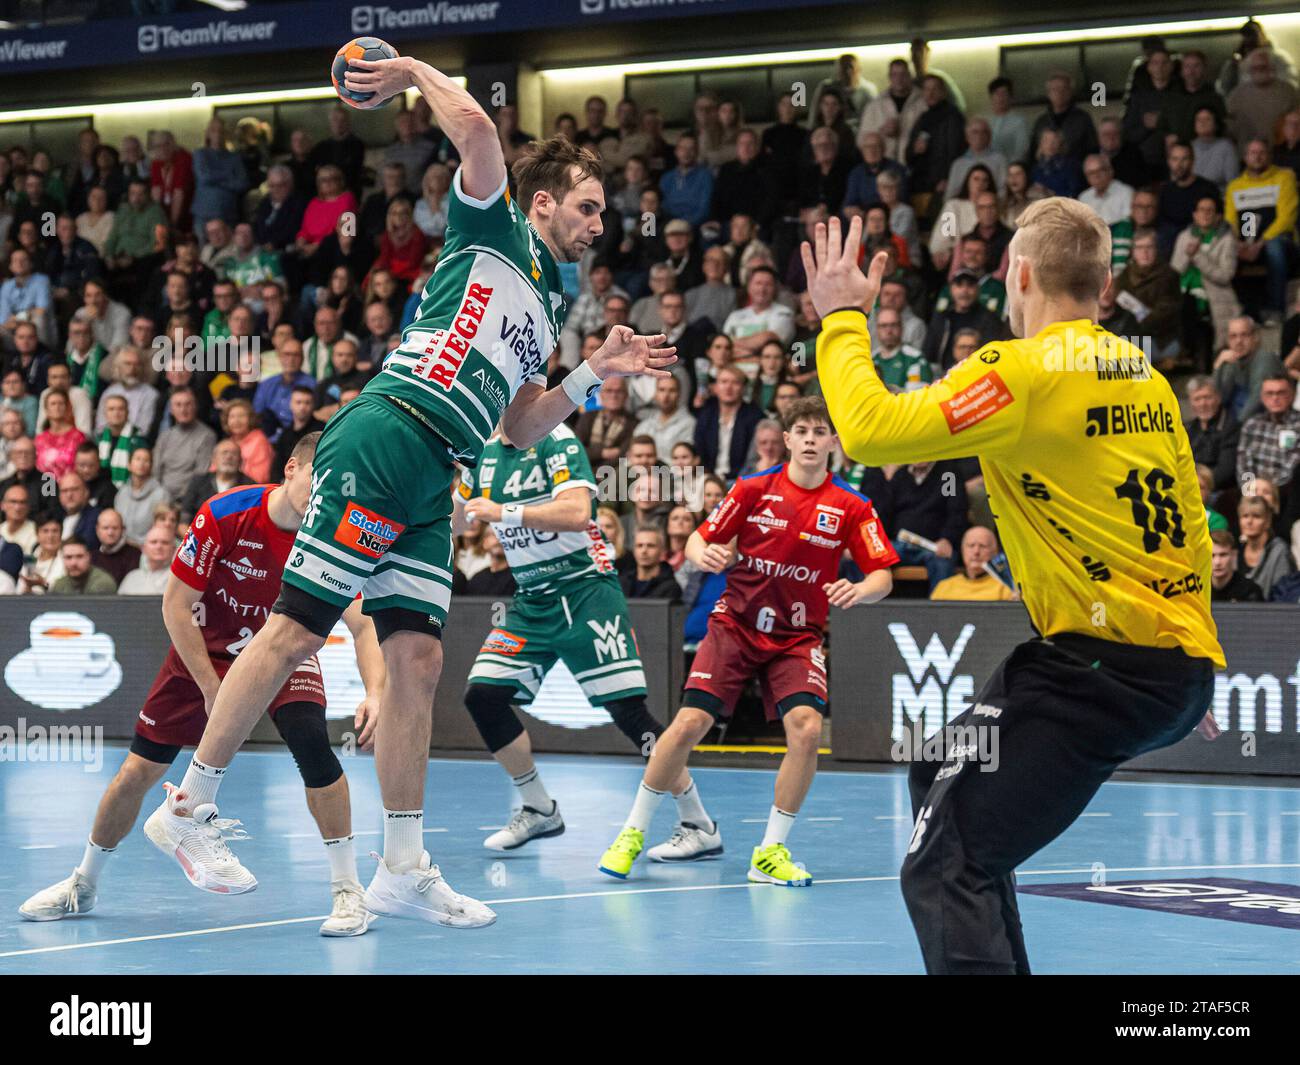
[819,310,1224,667]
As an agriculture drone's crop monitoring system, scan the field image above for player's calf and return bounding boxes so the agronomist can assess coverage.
[20,748,173,921]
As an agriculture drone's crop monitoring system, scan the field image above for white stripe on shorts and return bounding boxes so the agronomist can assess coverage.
[297,531,379,571]
[363,567,452,611]
[575,659,646,680]
[580,668,647,698]
[376,550,453,581]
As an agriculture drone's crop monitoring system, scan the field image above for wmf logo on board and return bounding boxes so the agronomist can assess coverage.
[5,612,123,711]
[887,622,976,741]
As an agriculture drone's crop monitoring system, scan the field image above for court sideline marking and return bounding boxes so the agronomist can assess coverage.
[5,860,1300,960]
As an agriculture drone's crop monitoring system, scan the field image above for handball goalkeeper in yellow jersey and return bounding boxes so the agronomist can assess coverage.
[803,199,1225,975]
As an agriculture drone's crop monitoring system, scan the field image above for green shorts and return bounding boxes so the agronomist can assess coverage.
[282,393,457,625]
[466,577,647,705]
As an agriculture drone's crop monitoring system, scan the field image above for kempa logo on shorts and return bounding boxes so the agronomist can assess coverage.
[137,20,276,54]
[50,996,151,1044]
[352,1,501,33]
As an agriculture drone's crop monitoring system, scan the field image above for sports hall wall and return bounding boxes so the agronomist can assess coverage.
[0,599,1292,774]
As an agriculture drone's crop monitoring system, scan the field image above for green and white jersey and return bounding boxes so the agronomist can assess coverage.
[457,425,617,595]
[368,168,569,465]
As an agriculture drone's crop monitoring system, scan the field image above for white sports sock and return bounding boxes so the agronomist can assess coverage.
[383,810,424,873]
[76,837,114,885]
[323,834,358,885]
[625,782,667,832]
[512,768,554,814]
[673,780,713,833]
[761,805,797,848]
[177,757,225,812]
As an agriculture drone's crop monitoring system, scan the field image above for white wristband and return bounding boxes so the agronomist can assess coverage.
[562,361,603,406]
[500,503,524,527]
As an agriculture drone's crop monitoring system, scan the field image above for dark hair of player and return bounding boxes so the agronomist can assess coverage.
[512,136,604,214]
[291,431,321,466]
[781,397,834,434]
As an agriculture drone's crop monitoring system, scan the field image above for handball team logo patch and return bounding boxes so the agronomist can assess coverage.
[816,511,841,535]
[335,502,404,559]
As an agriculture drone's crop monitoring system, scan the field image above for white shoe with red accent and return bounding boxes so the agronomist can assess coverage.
[142,783,258,895]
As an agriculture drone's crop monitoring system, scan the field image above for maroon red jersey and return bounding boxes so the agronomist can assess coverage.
[698,464,898,650]
[170,484,297,659]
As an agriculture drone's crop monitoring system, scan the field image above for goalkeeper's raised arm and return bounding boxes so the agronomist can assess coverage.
[344,56,505,200]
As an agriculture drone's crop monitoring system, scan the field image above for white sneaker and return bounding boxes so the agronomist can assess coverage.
[483,803,564,851]
[647,820,724,863]
[320,879,374,937]
[142,784,257,895]
[19,870,97,921]
[363,851,496,928]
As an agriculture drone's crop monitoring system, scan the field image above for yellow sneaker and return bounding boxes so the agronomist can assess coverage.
[748,843,812,887]
[598,827,645,880]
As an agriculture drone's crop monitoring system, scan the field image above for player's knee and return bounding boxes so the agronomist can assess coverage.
[603,697,662,755]
[464,684,524,753]
[782,705,823,752]
[382,629,443,695]
[274,703,343,790]
[264,611,327,665]
[669,706,715,745]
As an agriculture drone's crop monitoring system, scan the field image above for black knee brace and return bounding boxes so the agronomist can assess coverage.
[603,697,663,757]
[274,702,343,789]
[464,683,524,753]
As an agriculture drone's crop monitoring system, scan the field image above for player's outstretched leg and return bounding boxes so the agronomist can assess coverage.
[362,629,495,927]
[143,614,327,894]
[599,707,716,879]
[465,683,565,852]
[273,702,372,936]
[20,750,171,920]
[748,704,822,887]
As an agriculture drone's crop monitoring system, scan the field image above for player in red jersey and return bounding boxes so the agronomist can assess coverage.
[598,398,897,885]
[19,434,387,936]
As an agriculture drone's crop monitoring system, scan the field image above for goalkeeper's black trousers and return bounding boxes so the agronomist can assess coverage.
[901,632,1215,975]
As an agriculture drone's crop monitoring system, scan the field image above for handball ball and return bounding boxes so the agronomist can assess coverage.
[332,37,399,108]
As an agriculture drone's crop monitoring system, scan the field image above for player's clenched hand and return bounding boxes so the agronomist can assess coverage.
[800,215,890,319]
[698,542,735,574]
[590,325,678,380]
[824,578,866,609]
[343,56,415,110]
[464,497,503,524]
[354,695,380,751]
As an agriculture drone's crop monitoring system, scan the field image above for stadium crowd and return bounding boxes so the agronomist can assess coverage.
[1,18,1299,619]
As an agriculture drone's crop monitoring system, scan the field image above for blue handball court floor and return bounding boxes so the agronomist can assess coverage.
[2,748,1299,974]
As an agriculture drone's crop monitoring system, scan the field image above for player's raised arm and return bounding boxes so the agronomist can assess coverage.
[802,217,1028,466]
[501,325,677,449]
[344,56,505,199]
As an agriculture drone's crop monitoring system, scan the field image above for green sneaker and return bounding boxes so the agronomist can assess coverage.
[598,827,645,880]
[748,843,812,887]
